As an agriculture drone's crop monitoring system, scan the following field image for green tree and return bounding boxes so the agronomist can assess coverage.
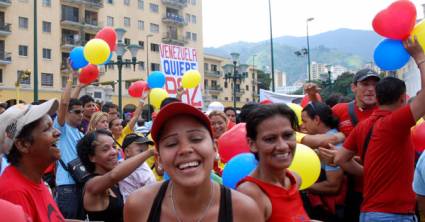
[320,71,354,101]
[257,70,272,90]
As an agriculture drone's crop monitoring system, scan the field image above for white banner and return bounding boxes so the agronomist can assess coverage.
[259,89,304,104]
[160,44,203,108]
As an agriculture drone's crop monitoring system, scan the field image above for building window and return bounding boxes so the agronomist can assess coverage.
[204,79,208,88]
[138,62,145,70]
[138,41,144,49]
[138,0,144,9]
[225,97,228,101]
[185,31,191,40]
[224,82,228,88]
[124,17,130,27]
[41,73,53,87]
[151,63,160,71]
[149,3,159,13]
[138,20,144,30]
[107,16,114,26]
[191,15,196,24]
[61,5,79,22]
[246,98,250,102]
[42,21,51,33]
[107,0,113,3]
[125,59,131,68]
[124,38,130,45]
[212,95,218,100]
[42,0,51,7]
[204,63,208,71]
[19,45,28,56]
[246,85,249,91]
[211,64,217,71]
[42,48,52,59]
[185,13,190,23]
[19,17,29,29]
[191,33,197,41]
[191,0,196,5]
[150,43,159,52]
[17,71,30,85]
[0,69,3,83]
[150,23,159,33]
[124,0,130,6]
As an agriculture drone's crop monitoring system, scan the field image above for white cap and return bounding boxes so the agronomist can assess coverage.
[0,99,58,152]
[206,101,224,114]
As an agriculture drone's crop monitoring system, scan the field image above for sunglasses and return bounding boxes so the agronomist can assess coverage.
[70,109,83,115]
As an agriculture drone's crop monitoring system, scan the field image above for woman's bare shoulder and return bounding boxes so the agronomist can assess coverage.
[230,188,265,222]
[124,182,164,222]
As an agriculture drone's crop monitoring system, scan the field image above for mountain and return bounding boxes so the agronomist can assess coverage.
[204,28,383,84]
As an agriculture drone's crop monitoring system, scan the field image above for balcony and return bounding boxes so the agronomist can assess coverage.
[162,33,187,46]
[83,18,101,32]
[235,88,245,96]
[0,23,11,36]
[206,85,222,94]
[61,17,83,28]
[0,51,12,65]
[61,37,80,50]
[0,0,10,8]
[204,70,221,78]
[162,13,187,26]
[61,0,103,9]
[161,0,187,9]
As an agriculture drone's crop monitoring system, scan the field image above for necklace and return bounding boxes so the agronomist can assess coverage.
[170,181,215,222]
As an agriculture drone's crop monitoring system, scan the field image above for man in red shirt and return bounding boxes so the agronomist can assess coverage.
[0,99,65,222]
[334,38,425,222]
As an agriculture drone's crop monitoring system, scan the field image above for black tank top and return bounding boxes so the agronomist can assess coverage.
[85,184,124,222]
[147,180,233,222]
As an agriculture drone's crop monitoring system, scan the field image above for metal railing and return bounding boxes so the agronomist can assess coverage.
[163,13,187,25]
[205,70,221,78]
[0,23,11,32]
[0,51,12,62]
[161,0,188,8]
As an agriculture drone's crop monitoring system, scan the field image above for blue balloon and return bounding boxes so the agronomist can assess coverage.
[102,52,113,65]
[222,153,258,189]
[70,47,89,69]
[147,71,166,88]
[374,39,410,71]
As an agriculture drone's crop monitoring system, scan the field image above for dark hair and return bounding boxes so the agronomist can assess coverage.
[160,97,180,109]
[239,102,260,123]
[77,129,112,173]
[325,93,345,108]
[224,106,236,114]
[302,102,339,129]
[246,104,299,160]
[68,98,82,111]
[109,117,121,129]
[6,118,42,166]
[123,104,136,114]
[102,102,117,113]
[142,104,155,120]
[376,77,406,106]
[79,95,95,108]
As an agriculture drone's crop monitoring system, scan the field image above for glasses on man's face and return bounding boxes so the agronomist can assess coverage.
[70,109,83,115]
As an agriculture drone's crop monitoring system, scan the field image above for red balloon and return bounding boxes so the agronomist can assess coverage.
[95,27,117,51]
[218,123,250,163]
[372,0,416,40]
[79,64,99,84]
[128,80,148,98]
[412,122,425,152]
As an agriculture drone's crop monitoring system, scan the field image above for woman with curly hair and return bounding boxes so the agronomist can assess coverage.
[87,112,109,133]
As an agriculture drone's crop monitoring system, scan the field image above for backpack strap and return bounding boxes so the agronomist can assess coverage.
[361,125,374,162]
[58,159,69,172]
[348,101,358,126]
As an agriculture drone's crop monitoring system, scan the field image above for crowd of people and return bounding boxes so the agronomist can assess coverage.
[0,37,425,222]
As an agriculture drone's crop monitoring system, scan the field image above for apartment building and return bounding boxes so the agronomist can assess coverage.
[0,0,203,107]
[203,53,259,108]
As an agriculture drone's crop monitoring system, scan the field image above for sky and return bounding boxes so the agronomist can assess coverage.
[202,0,425,47]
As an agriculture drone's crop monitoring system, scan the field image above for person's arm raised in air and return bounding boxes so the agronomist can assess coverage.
[127,92,149,131]
[57,61,78,126]
[71,82,88,99]
[405,36,425,121]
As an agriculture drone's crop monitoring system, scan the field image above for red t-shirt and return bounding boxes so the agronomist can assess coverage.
[344,105,416,213]
[0,199,30,222]
[238,172,309,222]
[0,166,65,222]
[332,102,377,137]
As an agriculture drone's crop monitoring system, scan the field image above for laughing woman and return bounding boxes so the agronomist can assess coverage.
[124,102,263,222]
[237,104,310,222]
[77,129,154,222]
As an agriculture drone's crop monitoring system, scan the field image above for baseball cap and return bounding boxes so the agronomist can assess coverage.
[150,102,213,147]
[122,133,154,150]
[0,99,59,152]
[353,68,380,83]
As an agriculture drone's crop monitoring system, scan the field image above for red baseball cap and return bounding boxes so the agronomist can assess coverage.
[150,102,213,148]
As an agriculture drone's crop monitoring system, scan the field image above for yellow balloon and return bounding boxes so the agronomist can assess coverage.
[287,103,303,125]
[182,70,201,89]
[411,20,425,50]
[288,144,321,190]
[149,88,169,109]
[83,39,110,65]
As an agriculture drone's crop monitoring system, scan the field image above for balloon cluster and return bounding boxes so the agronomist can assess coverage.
[69,27,116,84]
[372,0,418,71]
